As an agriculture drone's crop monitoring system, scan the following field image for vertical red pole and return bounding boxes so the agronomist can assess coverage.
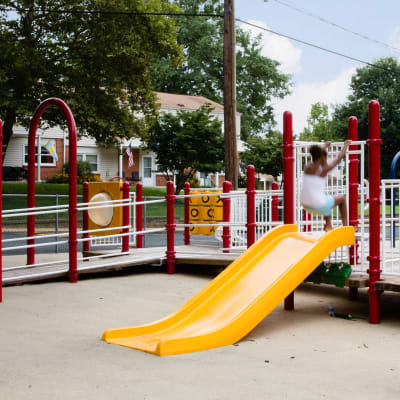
[184,182,191,245]
[246,165,256,248]
[136,182,143,248]
[166,181,176,274]
[348,117,360,301]
[82,182,90,253]
[222,180,232,253]
[0,121,3,302]
[367,100,382,324]
[283,110,295,310]
[27,114,36,266]
[122,182,130,253]
[272,181,279,225]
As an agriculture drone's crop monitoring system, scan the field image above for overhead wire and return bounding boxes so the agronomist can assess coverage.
[2,5,400,76]
[269,0,400,54]
[236,18,400,77]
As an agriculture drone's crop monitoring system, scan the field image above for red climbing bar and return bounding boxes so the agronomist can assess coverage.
[283,110,295,310]
[184,182,191,245]
[348,116,359,265]
[246,165,256,248]
[272,181,279,225]
[222,181,232,253]
[27,98,78,282]
[82,182,90,253]
[0,121,3,302]
[136,182,143,248]
[348,117,360,301]
[166,181,176,274]
[367,100,382,324]
[122,182,130,253]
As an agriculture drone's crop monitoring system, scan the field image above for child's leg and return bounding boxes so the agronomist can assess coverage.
[324,216,332,231]
[334,195,348,226]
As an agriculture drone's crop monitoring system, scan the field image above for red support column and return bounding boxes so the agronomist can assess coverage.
[222,181,232,253]
[136,182,143,248]
[0,121,3,302]
[166,181,176,274]
[348,116,360,301]
[184,182,191,245]
[367,100,382,324]
[122,182,130,253]
[246,165,256,248]
[283,110,295,310]
[27,98,78,282]
[82,182,90,254]
[272,181,279,226]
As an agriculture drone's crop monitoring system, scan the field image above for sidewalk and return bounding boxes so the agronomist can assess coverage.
[1,265,400,400]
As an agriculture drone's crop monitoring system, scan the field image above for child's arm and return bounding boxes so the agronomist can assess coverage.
[321,140,352,175]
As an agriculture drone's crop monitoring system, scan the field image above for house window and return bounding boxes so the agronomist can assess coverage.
[23,145,56,166]
[77,153,98,173]
[143,156,152,178]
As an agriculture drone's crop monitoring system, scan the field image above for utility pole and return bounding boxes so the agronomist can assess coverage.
[223,0,238,189]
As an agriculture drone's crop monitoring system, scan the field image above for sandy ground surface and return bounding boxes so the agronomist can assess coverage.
[1,266,400,400]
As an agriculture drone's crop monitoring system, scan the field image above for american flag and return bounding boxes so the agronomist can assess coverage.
[125,142,134,168]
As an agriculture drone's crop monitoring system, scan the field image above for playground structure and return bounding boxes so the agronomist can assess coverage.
[0,97,399,327]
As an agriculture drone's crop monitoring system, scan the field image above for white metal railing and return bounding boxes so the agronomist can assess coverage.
[380,180,400,275]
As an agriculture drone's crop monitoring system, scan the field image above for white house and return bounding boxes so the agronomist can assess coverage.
[3,92,243,186]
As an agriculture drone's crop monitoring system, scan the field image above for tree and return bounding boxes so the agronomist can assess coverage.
[240,131,283,179]
[332,57,400,177]
[146,104,224,194]
[152,0,290,140]
[0,0,183,159]
[299,102,342,142]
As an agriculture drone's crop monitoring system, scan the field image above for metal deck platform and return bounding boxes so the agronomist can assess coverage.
[2,246,239,286]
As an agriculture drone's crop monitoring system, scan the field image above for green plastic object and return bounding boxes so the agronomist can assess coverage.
[305,262,352,288]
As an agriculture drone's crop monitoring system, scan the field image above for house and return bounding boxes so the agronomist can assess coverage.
[3,93,243,186]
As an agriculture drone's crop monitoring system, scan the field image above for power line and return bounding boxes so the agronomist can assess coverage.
[269,0,400,54]
[0,6,223,18]
[237,18,400,77]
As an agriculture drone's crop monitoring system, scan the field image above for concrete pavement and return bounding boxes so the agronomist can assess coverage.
[1,266,400,399]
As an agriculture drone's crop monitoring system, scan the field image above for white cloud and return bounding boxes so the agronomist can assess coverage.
[241,20,302,74]
[273,67,356,135]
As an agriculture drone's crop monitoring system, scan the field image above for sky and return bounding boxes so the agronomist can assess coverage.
[233,0,400,135]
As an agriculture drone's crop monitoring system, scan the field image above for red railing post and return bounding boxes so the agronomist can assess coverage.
[367,100,382,324]
[246,165,256,248]
[82,182,90,253]
[0,121,3,302]
[122,182,130,253]
[222,181,232,253]
[283,110,295,310]
[136,182,143,248]
[184,182,191,245]
[27,98,78,282]
[348,116,360,301]
[272,181,279,226]
[166,181,176,274]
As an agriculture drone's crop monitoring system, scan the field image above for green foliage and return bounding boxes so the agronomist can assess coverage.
[146,104,224,194]
[48,160,101,183]
[332,57,400,177]
[299,102,343,142]
[240,131,283,179]
[152,0,290,140]
[0,0,183,155]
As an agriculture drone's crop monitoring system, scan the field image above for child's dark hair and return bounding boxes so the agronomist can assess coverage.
[309,145,327,162]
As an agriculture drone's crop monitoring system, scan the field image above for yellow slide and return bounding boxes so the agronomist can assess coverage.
[102,225,354,356]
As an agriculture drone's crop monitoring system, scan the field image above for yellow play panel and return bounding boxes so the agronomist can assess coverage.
[102,225,354,356]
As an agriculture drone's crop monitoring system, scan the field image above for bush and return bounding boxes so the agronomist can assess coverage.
[47,173,69,184]
[64,160,93,177]
[2,166,27,181]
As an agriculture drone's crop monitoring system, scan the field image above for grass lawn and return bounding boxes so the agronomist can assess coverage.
[2,182,182,220]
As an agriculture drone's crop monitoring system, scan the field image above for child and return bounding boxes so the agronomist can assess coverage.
[300,140,352,231]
